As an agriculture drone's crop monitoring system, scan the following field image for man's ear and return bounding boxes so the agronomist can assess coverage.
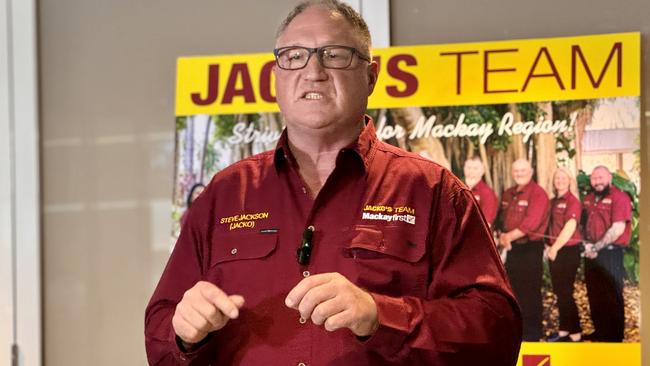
[367,60,379,96]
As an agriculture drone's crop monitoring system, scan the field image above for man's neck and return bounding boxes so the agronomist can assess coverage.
[516,181,529,191]
[594,185,611,200]
[286,119,365,197]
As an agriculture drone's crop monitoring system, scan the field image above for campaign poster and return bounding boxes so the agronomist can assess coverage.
[172,33,641,365]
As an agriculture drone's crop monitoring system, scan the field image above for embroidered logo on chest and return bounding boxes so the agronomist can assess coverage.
[518,200,529,206]
[557,202,567,209]
[362,204,416,225]
[219,211,270,231]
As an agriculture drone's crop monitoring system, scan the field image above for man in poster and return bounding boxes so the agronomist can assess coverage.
[497,159,549,341]
[582,166,632,342]
[463,156,498,226]
[145,1,521,365]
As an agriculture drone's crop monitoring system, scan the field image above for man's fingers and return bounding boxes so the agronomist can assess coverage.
[229,294,245,309]
[178,302,213,335]
[310,297,344,325]
[191,298,225,329]
[200,284,240,319]
[173,313,207,344]
[323,309,351,332]
[297,284,338,321]
[285,273,334,308]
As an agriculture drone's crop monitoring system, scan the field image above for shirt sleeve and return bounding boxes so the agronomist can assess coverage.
[362,171,522,365]
[517,186,549,236]
[611,190,632,223]
[566,195,581,221]
[144,194,219,365]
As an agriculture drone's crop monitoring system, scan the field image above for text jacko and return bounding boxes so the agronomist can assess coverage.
[189,54,421,107]
[191,61,277,106]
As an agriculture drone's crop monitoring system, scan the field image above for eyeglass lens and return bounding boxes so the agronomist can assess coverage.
[277,46,354,70]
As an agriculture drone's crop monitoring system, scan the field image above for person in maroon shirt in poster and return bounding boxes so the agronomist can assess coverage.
[497,158,549,341]
[545,167,583,342]
[582,166,632,342]
[145,1,522,365]
[463,156,498,226]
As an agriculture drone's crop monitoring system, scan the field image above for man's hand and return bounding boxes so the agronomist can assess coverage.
[583,243,598,259]
[285,272,378,337]
[172,281,245,346]
[499,233,512,251]
[545,246,558,261]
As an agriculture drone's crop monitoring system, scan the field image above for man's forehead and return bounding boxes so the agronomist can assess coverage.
[277,6,359,46]
[592,167,610,177]
[513,161,531,170]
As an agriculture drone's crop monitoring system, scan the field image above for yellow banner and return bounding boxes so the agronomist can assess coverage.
[517,342,640,366]
[175,32,640,116]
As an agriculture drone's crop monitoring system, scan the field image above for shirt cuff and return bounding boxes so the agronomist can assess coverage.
[171,327,212,364]
[361,292,411,358]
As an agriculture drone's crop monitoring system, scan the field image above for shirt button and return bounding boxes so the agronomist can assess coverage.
[299,317,307,324]
[302,270,310,278]
[301,187,307,194]
[230,248,238,255]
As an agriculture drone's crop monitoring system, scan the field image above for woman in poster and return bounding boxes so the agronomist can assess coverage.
[545,167,583,342]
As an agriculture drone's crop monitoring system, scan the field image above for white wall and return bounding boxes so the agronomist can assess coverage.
[0,0,41,365]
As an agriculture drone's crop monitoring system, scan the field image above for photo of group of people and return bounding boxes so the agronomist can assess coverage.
[465,156,636,343]
[173,96,640,344]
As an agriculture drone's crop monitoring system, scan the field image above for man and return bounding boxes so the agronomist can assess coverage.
[145,1,521,365]
[463,156,498,226]
[497,159,549,341]
[582,166,632,342]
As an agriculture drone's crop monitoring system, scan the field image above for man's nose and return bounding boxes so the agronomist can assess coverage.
[303,53,328,80]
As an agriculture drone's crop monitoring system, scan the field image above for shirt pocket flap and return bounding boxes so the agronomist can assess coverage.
[210,232,278,266]
[349,226,425,263]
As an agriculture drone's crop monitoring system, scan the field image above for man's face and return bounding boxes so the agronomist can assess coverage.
[590,167,611,192]
[463,159,484,182]
[274,6,378,133]
[512,160,533,186]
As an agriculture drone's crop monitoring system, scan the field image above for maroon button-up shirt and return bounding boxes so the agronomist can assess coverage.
[145,120,521,365]
[470,180,498,226]
[583,186,632,246]
[498,181,549,242]
[548,192,582,246]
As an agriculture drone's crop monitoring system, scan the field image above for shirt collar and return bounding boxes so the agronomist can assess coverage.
[556,191,569,200]
[274,115,377,172]
[515,180,533,193]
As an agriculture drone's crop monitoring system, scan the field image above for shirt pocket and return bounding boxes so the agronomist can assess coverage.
[205,232,278,295]
[343,225,428,297]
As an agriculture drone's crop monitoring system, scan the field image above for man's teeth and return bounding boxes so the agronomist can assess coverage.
[304,92,322,100]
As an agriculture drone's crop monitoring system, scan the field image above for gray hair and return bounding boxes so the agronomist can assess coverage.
[276,0,372,56]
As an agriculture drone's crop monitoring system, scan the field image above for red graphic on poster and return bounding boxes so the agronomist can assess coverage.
[523,355,551,366]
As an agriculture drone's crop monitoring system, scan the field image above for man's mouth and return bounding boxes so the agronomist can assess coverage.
[303,92,323,100]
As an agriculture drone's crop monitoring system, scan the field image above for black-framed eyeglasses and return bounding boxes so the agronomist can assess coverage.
[274,45,370,70]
